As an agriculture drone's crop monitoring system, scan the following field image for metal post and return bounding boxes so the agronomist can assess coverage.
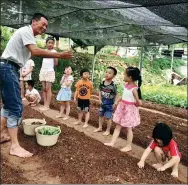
[68,38,70,49]
[18,0,22,24]
[139,32,144,74]
[91,46,97,82]
[170,45,175,81]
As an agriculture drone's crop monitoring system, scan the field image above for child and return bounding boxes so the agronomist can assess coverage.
[20,58,35,100]
[94,66,118,136]
[39,37,58,111]
[137,122,181,178]
[25,80,41,106]
[56,66,74,120]
[74,68,93,128]
[104,67,142,152]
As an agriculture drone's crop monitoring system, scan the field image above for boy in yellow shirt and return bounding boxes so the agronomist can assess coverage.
[74,69,93,128]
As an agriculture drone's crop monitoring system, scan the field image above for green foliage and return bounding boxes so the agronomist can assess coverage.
[142,85,187,108]
[148,58,184,74]
[36,40,45,48]
[142,69,166,85]
[0,26,14,53]
[123,57,140,66]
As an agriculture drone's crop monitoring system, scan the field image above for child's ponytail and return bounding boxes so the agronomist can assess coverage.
[134,67,142,99]
[137,74,142,99]
[126,66,142,99]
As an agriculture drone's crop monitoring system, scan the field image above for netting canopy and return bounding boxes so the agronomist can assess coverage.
[1,0,188,47]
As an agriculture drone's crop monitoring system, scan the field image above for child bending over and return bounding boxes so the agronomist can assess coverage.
[137,122,181,178]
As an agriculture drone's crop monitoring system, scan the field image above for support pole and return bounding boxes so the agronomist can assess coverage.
[91,46,97,82]
[18,0,22,24]
[68,38,70,49]
[170,45,175,82]
[139,33,144,74]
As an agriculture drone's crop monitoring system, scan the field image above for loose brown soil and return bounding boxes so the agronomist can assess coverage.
[142,101,187,119]
[1,156,28,184]
[1,106,182,184]
[50,95,188,166]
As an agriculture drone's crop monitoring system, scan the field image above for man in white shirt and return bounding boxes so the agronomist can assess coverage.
[0,13,72,158]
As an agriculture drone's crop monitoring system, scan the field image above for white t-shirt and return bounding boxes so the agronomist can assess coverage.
[20,59,35,80]
[61,75,74,89]
[1,25,36,67]
[122,84,138,103]
[26,88,41,102]
[41,49,57,72]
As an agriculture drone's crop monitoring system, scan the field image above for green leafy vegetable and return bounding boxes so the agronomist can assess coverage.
[38,127,60,135]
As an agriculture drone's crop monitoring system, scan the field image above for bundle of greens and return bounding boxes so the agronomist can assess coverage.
[38,127,60,135]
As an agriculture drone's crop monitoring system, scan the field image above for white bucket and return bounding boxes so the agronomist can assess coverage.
[35,126,61,146]
[23,118,46,136]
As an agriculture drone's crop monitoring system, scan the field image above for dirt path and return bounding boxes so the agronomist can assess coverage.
[1,143,61,184]
[34,105,187,183]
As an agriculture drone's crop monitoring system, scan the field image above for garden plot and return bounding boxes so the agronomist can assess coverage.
[1,105,187,184]
[50,97,187,166]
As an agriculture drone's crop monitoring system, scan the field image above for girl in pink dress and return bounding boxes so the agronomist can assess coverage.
[104,67,142,152]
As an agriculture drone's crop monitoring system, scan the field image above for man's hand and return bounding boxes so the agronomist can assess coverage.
[59,51,72,59]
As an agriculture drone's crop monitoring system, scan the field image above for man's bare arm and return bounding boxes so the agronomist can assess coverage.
[26,44,72,59]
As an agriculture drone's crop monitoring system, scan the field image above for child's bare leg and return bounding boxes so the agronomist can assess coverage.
[121,127,133,152]
[26,95,34,103]
[30,96,38,107]
[94,116,104,132]
[171,157,180,178]
[104,124,122,147]
[103,119,112,136]
[40,82,51,111]
[74,111,83,125]
[63,101,70,120]
[45,82,52,109]
[25,95,31,102]
[56,102,65,118]
[83,112,90,128]
[40,81,47,108]
[20,80,25,98]
[152,146,165,169]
